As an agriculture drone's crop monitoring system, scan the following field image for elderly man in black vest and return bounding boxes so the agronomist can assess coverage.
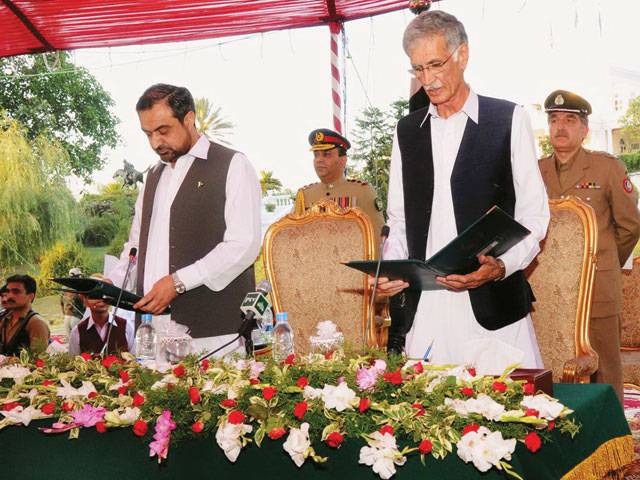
[375,11,550,374]
[109,84,261,356]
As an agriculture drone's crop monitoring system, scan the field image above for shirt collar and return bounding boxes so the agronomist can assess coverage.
[159,135,209,165]
[420,89,478,127]
[83,312,116,331]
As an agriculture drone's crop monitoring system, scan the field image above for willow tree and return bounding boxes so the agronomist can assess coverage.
[0,113,78,268]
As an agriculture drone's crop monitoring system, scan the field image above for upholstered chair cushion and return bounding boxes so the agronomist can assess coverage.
[622,350,640,386]
[621,258,640,348]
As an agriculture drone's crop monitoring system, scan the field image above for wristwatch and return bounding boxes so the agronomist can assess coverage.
[171,272,186,294]
[494,259,506,282]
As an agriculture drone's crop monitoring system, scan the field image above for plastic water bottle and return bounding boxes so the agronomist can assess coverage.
[272,312,294,363]
[135,313,157,361]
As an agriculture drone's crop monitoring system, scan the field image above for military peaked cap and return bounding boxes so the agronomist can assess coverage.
[308,128,351,152]
[544,90,592,116]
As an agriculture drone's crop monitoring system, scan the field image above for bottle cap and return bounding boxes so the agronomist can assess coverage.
[141,313,152,322]
[275,312,288,323]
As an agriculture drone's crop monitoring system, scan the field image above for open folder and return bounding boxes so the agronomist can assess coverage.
[51,277,171,315]
[344,206,530,291]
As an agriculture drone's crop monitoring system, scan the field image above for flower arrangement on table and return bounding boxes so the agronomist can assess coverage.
[0,350,579,479]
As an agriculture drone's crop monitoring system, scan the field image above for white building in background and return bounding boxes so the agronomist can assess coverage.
[261,192,294,238]
[527,66,640,158]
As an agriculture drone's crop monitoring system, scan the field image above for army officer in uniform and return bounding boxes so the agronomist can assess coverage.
[539,89,640,403]
[293,128,385,249]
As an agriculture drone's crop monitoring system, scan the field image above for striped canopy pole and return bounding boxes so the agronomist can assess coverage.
[329,21,343,134]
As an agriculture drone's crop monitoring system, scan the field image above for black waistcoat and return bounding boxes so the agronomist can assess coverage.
[396,95,533,331]
[78,316,129,354]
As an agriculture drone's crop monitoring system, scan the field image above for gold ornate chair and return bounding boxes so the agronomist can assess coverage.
[526,197,599,383]
[621,257,640,387]
[263,200,377,354]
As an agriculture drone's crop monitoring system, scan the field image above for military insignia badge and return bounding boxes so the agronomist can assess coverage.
[554,94,564,106]
[197,181,205,188]
[315,131,324,142]
[623,178,634,193]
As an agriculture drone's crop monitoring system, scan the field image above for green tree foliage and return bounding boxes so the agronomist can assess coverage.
[621,96,640,140]
[194,97,234,144]
[538,135,554,157]
[349,99,408,213]
[37,240,88,295]
[259,170,283,195]
[0,114,79,269]
[0,52,119,179]
[619,152,640,173]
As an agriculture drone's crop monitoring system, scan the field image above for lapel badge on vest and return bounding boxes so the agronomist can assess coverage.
[575,181,600,189]
[623,177,634,193]
[197,181,205,189]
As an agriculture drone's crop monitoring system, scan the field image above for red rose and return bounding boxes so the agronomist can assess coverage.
[173,364,186,377]
[268,427,287,440]
[325,431,345,448]
[383,369,403,385]
[228,410,245,425]
[461,387,474,397]
[467,367,476,377]
[118,369,130,383]
[41,402,55,415]
[132,393,145,407]
[293,401,308,420]
[492,381,507,393]
[462,424,480,436]
[412,403,425,417]
[523,383,535,395]
[35,359,45,368]
[359,397,371,413]
[547,421,555,431]
[324,351,333,360]
[419,439,433,454]
[249,378,259,385]
[379,425,394,436]
[412,362,424,374]
[117,385,128,395]
[102,355,118,369]
[200,359,210,371]
[133,419,148,437]
[191,421,204,433]
[3,402,21,411]
[220,399,237,408]
[262,386,277,401]
[188,386,201,404]
[87,391,98,399]
[296,376,309,389]
[43,380,54,387]
[524,431,541,453]
[524,408,539,418]
[80,352,92,361]
[166,383,174,391]
[284,354,296,365]
[96,422,107,433]
[62,402,74,412]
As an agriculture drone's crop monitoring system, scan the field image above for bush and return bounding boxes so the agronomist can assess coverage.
[265,203,276,213]
[619,152,640,173]
[82,215,118,247]
[107,226,130,257]
[37,240,88,295]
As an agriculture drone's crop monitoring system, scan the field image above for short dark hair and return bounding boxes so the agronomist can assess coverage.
[0,284,7,295]
[135,84,195,122]
[6,274,37,295]
[337,147,347,157]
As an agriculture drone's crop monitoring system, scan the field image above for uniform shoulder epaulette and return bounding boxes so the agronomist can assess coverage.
[585,149,616,160]
[347,178,369,186]
[301,182,319,190]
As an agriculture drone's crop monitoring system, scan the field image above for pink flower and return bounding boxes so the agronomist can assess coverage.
[149,410,177,463]
[70,404,107,427]
[356,366,380,391]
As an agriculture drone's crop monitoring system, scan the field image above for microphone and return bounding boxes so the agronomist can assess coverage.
[100,247,137,356]
[198,281,273,361]
[366,226,390,347]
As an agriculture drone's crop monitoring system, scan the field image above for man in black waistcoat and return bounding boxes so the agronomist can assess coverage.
[375,11,550,373]
[109,84,262,356]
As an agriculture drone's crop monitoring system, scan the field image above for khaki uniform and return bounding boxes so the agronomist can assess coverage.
[293,177,385,256]
[539,147,640,401]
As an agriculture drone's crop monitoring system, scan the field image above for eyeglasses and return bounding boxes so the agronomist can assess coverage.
[408,44,461,77]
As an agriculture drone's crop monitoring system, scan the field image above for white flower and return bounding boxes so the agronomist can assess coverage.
[0,406,47,426]
[150,374,179,390]
[215,421,252,462]
[104,407,141,426]
[358,431,406,480]
[303,385,322,400]
[283,422,312,467]
[444,394,505,421]
[55,379,96,399]
[521,394,568,420]
[321,382,356,412]
[456,426,516,473]
[0,365,31,384]
[19,388,39,402]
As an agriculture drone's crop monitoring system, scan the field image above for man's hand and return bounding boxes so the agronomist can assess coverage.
[436,255,505,292]
[368,276,410,298]
[133,275,178,315]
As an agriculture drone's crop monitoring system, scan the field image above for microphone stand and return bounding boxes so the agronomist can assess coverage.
[198,312,257,362]
[366,226,389,348]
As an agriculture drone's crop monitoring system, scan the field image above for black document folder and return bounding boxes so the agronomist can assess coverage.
[51,277,171,314]
[345,206,530,291]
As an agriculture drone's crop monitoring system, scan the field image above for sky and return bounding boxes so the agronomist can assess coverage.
[70,0,640,194]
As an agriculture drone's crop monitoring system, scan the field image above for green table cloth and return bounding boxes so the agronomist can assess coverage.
[0,383,632,480]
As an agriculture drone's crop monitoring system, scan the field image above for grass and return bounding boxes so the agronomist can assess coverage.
[32,294,65,334]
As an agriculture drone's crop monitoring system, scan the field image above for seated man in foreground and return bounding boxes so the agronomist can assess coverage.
[0,274,49,355]
[68,275,135,356]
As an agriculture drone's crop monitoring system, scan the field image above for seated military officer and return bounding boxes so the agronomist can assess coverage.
[293,128,385,248]
[67,274,135,356]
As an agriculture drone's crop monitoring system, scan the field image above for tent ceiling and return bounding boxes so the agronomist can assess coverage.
[0,0,410,58]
